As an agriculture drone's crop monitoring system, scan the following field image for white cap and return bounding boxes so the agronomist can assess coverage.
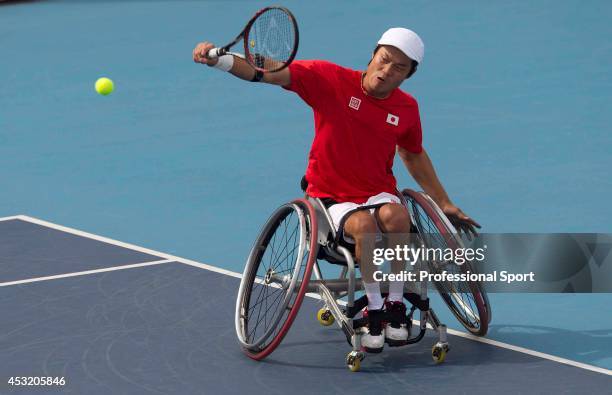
[377,28,424,64]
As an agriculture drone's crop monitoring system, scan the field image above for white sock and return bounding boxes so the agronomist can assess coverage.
[388,280,404,302]
[364,281,384,310]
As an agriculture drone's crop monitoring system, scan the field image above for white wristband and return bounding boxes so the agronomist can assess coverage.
[212,55,234,72]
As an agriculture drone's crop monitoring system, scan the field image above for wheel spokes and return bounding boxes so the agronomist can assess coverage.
[240,204,307,348]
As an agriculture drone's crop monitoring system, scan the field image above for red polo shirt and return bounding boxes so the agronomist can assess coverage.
[283,60,423,203]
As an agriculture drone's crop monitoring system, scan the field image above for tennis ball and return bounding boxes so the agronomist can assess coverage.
[95,77,114,96]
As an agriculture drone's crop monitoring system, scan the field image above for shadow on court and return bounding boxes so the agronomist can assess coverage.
[0,0,42,6]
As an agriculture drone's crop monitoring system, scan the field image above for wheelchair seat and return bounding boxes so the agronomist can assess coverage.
[303,176,414,267]
[317,237,357,266]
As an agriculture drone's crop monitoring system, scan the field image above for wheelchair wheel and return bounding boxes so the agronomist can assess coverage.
[235,198,318,360]
[402,189,490,336]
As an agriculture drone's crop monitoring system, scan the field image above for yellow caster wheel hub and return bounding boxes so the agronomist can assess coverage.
[348,358,360,372]
[431,344,448,364]
[346,351,364,372]
[317,308,335,326]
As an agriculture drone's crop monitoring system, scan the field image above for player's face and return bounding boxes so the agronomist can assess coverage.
[363,45,413,98]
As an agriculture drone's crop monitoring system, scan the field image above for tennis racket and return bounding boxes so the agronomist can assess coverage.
[206,6,299,73]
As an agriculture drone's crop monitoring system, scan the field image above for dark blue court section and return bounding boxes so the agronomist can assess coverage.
[0,219,163,282]
[1,263,610,394]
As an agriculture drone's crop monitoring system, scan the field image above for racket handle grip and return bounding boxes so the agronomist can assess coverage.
[206,47,226,59]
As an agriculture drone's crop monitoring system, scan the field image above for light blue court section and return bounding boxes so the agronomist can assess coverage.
[1,0,611,370]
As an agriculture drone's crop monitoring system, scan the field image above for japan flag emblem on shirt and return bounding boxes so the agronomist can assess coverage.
[386,113,399,126]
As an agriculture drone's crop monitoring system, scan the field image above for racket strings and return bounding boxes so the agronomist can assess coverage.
[248,8,297,72]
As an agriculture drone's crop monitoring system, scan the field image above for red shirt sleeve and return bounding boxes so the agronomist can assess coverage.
[397,100,423,154]
[282,60,337,109]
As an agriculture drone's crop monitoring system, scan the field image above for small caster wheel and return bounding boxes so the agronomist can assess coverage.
[346,351,364,372]
[317,308,335,326]
[432,342,449,364]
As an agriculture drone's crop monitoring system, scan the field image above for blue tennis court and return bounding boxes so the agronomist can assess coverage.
[1,216,610,393]
[1,0,611,392]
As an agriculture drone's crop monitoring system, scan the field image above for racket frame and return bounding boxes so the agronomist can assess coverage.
[206,6,299,73]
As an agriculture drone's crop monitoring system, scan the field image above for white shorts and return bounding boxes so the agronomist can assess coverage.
[328,192,401,243]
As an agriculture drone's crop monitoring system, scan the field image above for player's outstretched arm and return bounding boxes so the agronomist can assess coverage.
[193,41,290,86]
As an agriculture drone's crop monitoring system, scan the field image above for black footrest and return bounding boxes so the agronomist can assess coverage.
[345,295,369,319]
[352,312,411,329]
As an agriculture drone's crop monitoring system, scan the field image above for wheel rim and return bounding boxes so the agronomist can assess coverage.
[404,190,489,335]
[235,202,311,351]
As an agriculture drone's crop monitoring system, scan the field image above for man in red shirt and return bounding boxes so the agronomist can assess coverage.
[194,28,480,352]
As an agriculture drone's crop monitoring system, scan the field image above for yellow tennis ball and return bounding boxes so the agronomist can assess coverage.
[95,77,114,96]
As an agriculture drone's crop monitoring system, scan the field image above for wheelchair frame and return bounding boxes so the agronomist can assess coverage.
[235,189,490,372]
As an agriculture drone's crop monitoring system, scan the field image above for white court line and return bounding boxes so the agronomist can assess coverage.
[0,215,23,222]
[303,291,612,376]
[11,215,612,377]
[15,215,243,280]
[0,259,172,287]
[447,329,612,376]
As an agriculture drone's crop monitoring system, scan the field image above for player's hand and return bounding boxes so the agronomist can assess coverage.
[193,42,219,66]
[440,203,481,240]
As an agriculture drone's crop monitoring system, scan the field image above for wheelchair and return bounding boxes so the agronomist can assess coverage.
[235,187,491,372]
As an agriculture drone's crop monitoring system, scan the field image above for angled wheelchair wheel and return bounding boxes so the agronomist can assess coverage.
[235,198,318,360]
[402,189,490,336]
